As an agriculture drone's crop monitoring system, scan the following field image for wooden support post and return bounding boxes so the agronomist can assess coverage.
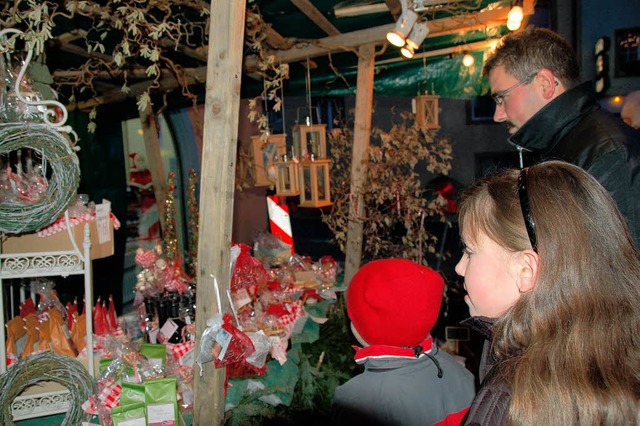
[344,44,375,287]
[139,105,167,232]
[193,1,246,425]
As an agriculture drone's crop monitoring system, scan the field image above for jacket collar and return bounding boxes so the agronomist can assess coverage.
[352,336,434,364]
[508,81,598,154]
[460,316,495,340]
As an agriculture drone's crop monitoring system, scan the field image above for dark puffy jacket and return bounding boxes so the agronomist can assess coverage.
[459,317,510,426]
[509,81,640,247]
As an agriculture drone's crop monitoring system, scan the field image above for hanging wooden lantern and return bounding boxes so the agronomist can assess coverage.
[299,159,332,208]
[414,94,440,129]
[292,123,327,160]
[273,158,300,197]
[251,133,287,187]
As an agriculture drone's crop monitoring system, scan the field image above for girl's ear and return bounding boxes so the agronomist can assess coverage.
[517,249,539,293]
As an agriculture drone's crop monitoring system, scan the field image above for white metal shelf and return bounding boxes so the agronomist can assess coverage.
[0,215,95,421]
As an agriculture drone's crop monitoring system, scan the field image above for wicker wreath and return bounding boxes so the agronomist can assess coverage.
[0,122,80,234]
[0,351,96,425]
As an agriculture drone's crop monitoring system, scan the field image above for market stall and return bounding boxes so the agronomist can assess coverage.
[0,0,540,424]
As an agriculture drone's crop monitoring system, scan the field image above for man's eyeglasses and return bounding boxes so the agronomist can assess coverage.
[492,72,538,106]
[517,168,538,253]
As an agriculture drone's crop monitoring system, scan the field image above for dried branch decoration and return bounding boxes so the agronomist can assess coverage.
[0,0,210,131]
[323,109,453,264]
[244,6,289,139]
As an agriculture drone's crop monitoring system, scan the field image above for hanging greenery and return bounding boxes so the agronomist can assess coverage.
[322,109,453,264]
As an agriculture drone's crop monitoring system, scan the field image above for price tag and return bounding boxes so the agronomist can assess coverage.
[95,200,111,244]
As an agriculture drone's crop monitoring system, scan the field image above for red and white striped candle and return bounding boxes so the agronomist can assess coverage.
[266,195,294,254]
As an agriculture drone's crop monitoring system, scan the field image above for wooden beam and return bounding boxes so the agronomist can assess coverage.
[159,38,208,62]
[385,0,401,20]
[344,43,376,286]
[193,0,246,424]
[67,66,207,111]
[55,36,113,62]
[291,0,341,36]
[265,29,290,49]
[244,4,518,71]
[334,2,389,18]
[55,29,86,44]
[244,24,392,71]
[375,38,497,65]
[246,9,293,50]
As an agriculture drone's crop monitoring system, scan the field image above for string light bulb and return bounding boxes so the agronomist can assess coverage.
[508,5,523,22]
[462,52,475,67]
[507,18,522,31]
[507,1,524,31]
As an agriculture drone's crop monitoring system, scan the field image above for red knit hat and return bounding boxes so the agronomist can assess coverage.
[347,259,444,347]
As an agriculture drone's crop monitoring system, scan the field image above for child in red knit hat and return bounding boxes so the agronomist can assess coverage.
[331,258,475,426]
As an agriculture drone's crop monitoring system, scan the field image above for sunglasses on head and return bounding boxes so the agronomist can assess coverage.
[517,168,538,252]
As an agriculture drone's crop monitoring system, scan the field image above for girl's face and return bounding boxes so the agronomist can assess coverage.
[455,231,525,318]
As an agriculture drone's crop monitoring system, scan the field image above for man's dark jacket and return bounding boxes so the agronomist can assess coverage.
[509,81,640,246]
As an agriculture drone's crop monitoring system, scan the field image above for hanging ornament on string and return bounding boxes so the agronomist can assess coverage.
[1,54,46,123]
[293,57,328,161]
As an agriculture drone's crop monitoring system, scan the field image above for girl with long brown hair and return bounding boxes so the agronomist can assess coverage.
[456,160,640,425]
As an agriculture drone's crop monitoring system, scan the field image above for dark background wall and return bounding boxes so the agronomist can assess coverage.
[578,0,640,97]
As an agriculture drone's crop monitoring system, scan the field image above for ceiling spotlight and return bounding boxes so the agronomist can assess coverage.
[462,52,475,67]
[387,8,418,47]
[400,21,430,59]
[400,44,414,59]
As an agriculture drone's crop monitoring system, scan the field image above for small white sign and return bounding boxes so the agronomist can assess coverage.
[147,403,176,426]
[95,200,112,244]
[117,417,146,426]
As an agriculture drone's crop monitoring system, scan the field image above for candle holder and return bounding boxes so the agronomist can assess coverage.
[299,158,332,208]
[273,158,300,197]
[251,133,286,187]
[292,123,327,160]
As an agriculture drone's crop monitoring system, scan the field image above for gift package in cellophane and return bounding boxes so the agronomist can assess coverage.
[194,239,341,412]
[2,231,341,424]
[3,278,109,365]
[81,336,193,426]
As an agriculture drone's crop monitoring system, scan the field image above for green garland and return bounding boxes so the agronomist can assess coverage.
[186,168,199,279]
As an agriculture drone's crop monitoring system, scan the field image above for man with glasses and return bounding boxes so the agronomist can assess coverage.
[483,28,640,247]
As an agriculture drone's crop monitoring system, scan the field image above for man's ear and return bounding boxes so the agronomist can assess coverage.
[536,68,561,99]
[517,249,539,293]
